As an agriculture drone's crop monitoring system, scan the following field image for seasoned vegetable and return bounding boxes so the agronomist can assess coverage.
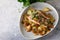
[25,25,32,32]
[22,7,55,36]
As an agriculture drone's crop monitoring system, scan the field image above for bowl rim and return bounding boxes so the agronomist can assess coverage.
[19,2,59,39]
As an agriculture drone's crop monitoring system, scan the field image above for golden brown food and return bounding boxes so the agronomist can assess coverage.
[42,7,51,12]
[25,25,32,32]
[22,7,55,36]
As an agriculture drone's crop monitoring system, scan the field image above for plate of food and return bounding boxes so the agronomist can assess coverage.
[19,2,59,39]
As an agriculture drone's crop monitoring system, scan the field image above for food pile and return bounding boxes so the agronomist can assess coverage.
[22,7,55,35]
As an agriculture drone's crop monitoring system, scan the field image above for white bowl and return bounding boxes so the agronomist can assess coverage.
[19,2,59,39]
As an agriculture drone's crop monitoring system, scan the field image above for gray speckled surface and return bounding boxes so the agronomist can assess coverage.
[0,0,60,40]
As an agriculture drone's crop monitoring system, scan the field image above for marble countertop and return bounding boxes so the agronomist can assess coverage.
[0,0,60,40]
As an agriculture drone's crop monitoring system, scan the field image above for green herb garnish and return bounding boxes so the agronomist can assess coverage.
[18,0,46,7]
